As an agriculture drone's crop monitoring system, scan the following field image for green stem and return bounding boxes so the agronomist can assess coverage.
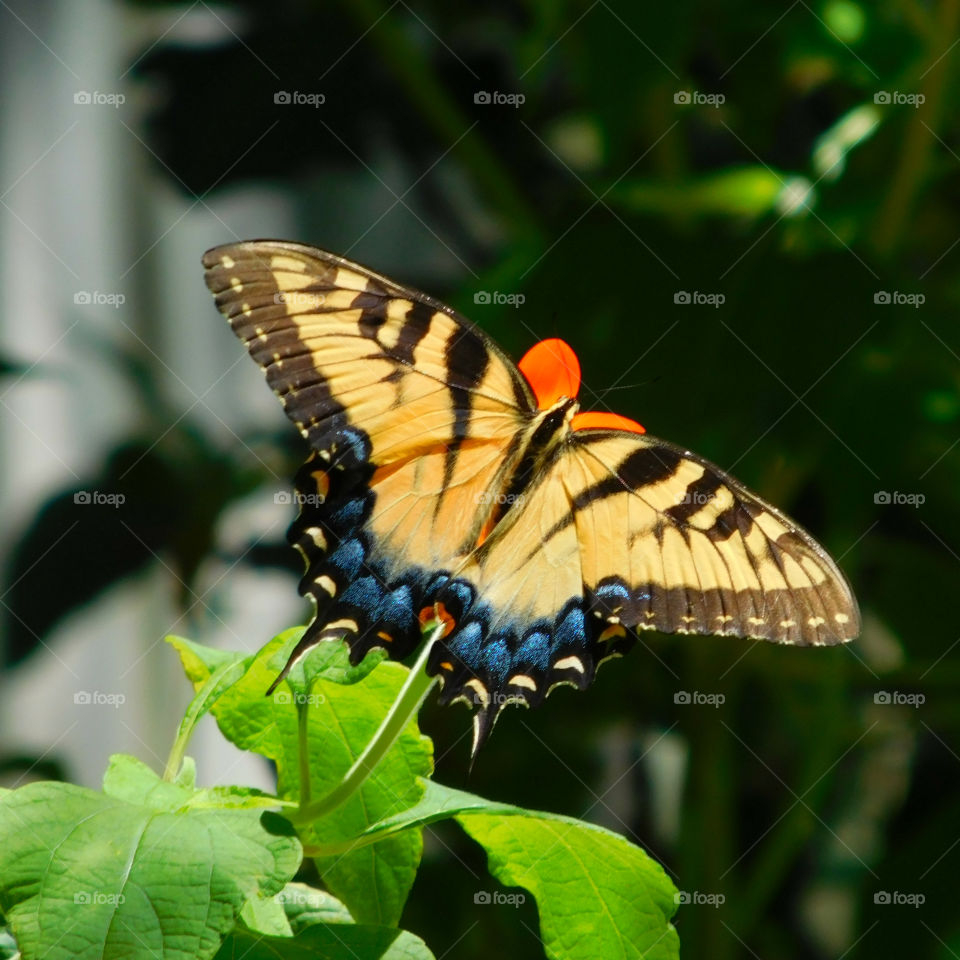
[298,693,312,808]
[292,624,442,824]
[163,658,247,781]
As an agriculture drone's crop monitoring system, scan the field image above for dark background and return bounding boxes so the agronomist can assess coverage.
[1,1,958,957]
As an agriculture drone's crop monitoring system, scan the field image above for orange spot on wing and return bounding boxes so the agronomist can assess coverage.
[311,470,330,498]
[518,338,581,409]
[571,411,646,434]
[419,602,456,638]
[377,631,394,643]
[475,513,497,548]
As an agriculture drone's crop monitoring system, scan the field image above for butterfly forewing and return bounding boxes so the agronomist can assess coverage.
[567,432,860,646]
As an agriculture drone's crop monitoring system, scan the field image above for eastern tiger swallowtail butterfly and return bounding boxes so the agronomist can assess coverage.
[203,240,860,755]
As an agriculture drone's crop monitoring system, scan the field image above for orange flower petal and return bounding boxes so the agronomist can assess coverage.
[518,338,581,409]
[571,410,646,434]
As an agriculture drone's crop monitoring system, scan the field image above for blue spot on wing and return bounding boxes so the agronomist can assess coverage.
[329,539,365,580]
[516,630,552,671]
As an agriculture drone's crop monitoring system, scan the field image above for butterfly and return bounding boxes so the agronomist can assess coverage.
[203,240,860,755]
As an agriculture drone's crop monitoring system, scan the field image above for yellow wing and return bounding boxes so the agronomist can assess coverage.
[203,240,536,680]
[428,430,859,752]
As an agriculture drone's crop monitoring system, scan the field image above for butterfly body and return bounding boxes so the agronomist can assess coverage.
[203,240,860,754]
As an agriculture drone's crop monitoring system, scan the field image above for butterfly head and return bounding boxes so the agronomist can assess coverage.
[518,338,646,435]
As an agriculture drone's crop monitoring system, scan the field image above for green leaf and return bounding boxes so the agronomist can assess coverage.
[610,166,788,218]
[0,780,301,960]
[239,883,355,939]
[214,922,435,959]
[277,884,354,932]
[240,893,294,938]
[167,634,250,685]
[335,781,679,960]
[188,785,295,811]
[458,812,678,960]
[102,753,192,807]
[297,634,388,688]
[197,631,433,927]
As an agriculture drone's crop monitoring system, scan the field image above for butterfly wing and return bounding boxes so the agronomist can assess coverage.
[203,240,535,677]
[565,431,859,644]
[429,429,859,751]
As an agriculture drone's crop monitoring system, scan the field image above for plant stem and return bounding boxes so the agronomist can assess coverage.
[298,694,312,807]
[292,624,442,824]
[163,658,247,782]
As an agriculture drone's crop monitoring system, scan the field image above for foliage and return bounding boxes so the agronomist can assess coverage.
[0,629,679,960]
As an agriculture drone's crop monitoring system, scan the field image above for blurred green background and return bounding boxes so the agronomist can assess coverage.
[1,0,958,957]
